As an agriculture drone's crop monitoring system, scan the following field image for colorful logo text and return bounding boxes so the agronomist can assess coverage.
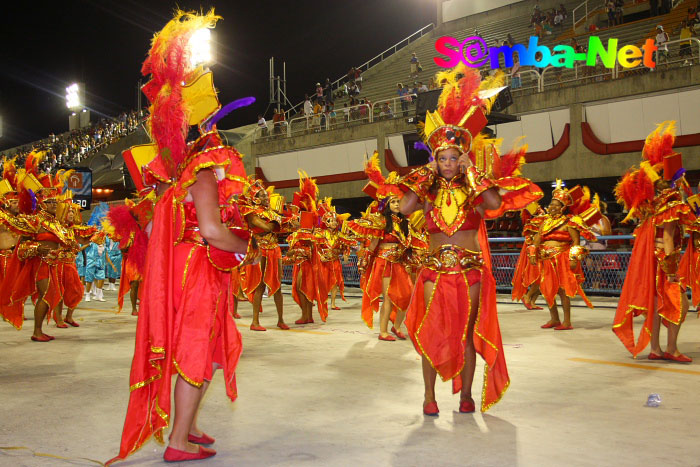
[434,36,658,70]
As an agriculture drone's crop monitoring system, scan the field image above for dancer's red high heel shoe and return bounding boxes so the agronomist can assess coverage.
[188,432,215,445]
[56,323,69,329]
[423,401,439,416]
[554,324,573,330]
[233,313,242,319]
[277,323,290,330]
[250,324,266,331]
[294,318,314,325]
[648,352,664,360]
[163,445,216,462]
[378,334,396,341]
[43,333,55,340]
[459,399,476,413]
[65,320,80,327]
[540,322,560,329]
[331,306,341,310]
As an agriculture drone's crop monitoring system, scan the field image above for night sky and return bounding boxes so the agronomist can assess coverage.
[1,0,436,150]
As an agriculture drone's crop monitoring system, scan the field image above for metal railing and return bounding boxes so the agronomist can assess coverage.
[506,68,543,93]
[573,0,605,30]
[279,235,641,295]
[287,23,434,115]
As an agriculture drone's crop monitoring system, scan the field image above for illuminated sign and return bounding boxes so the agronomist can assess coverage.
[434,36,658,70]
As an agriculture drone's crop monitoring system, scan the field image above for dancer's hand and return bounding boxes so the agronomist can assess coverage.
[529,256,537,266]
[569,259,578,270]
[457,154,471,173]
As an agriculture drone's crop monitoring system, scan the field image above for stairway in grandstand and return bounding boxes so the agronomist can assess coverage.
[327,0,694,110]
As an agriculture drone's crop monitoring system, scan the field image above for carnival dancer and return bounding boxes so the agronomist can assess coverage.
[349,152,414,341]
[284,171,328,325]
[62,202,98,326]
[237,178,292,331]
[511,202,545,310]
[84,233,108,302]
[0,157,27,329]
[1,154,76,341]
[105,236,122,291]
[613,121,695,362]
[316,198,353,312]
[399,64,542,414]
[679,186,700,314]
[531,182,597,330]
[108,10,255,465]
[52,197,95,328]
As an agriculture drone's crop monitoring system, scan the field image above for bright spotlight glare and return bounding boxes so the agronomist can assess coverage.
[189,28,212,67]
[66,83,81,109]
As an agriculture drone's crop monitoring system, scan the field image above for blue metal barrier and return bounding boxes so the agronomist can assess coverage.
[279,235,637,295]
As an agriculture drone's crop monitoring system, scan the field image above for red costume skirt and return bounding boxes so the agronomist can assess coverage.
[538,245,593,308]
[61,261,84,310]
[405,245,509,412]
[361,255,412,329]
[0,250,24,329]
[117,252,144,312]
[240,245,282,301]
[9,256,65,312]
[511,243,539,301]
[324,258,345,299]
[291,251,329,321]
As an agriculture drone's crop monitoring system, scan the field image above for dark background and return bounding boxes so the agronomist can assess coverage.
[1,0,436,150]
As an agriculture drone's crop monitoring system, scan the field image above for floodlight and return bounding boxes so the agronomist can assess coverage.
[189,28,212,67]
[66,83,81,109]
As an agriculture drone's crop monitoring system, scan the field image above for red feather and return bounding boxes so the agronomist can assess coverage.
[438,68,483,126]
[107,206,141,249]
[129,230,149,275]
[493,146,526,179]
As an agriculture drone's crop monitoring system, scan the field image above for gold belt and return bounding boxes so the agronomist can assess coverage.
[538,244,568,259]
[424,244,483,272]
[256,233,279,250]
[0,249,12,257]
[376,244,404,262]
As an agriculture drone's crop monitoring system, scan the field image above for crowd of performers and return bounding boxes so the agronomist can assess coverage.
[0,10,698,465]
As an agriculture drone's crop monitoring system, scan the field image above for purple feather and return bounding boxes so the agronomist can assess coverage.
[28,189,37,212]
[205,97,256,131]
[414,141,432,155]
[377,198,389,212]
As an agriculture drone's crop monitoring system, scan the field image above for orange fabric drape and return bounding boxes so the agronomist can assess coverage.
[405,223,509,412]
[538,248,593,308]
[360,256,412,328]
[511,242,539,301]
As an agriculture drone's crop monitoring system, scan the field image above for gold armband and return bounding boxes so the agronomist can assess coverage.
[568,245,588,262]
[17,241,40,260]
[399,165,435,201]
[658,251,680,275]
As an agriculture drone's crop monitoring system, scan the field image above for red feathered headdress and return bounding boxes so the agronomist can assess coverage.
[0,157,19,201]
[420,64,504,156]
[362,151,403,208]
[615,168,655,222]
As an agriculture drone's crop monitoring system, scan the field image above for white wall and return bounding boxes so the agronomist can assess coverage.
[442,0,523,23]
[258,139,377,181]
[493,108,570,152]
[584,88,700,143]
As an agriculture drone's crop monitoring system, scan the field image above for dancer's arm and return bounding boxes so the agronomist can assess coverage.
[190,169,248,253]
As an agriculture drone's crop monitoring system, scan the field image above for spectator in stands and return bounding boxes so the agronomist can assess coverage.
[380,102,393,120]
[677,20,697,65]
[347,67,356,84]
[347,81,360,97]
[588,23,600,32]
[343,103,350,122]
[257,114,268,137]
[506,33,515,47]
[554,9,564,29]
[313,99,323,131]
[615,0,624,25]
[687,7,698,29]
[534,19,544,39]
[326,101,336,125]
[510,44,522,90]
[397,83,410,116]
[303,94,312,116]
[324,78,332,103]
[606,1,616,28]
[428,77,438,90]
[358,100,368,120]
[315,82,324,103]
[559,3,568,19]
[654,25,670,70]
[353,67,362,84]
[272,108,285,135]
[410,82,419,96]
[417,81,429,93]
[409,53,421,79]
[661,0,672,14]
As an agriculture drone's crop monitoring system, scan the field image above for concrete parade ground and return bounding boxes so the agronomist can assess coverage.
[1,285,700,467]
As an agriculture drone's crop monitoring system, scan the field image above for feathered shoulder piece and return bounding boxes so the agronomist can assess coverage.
[642,121,675,169]
[292,170,318,213]
[615,168,655,222]
[2,157,18,189]
[362,151,403,207]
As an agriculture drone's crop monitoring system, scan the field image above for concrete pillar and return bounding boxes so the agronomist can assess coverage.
[376,126,387,175]
[436,0,444,27]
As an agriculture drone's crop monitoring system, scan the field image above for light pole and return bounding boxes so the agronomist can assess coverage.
[66,82,89,130]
